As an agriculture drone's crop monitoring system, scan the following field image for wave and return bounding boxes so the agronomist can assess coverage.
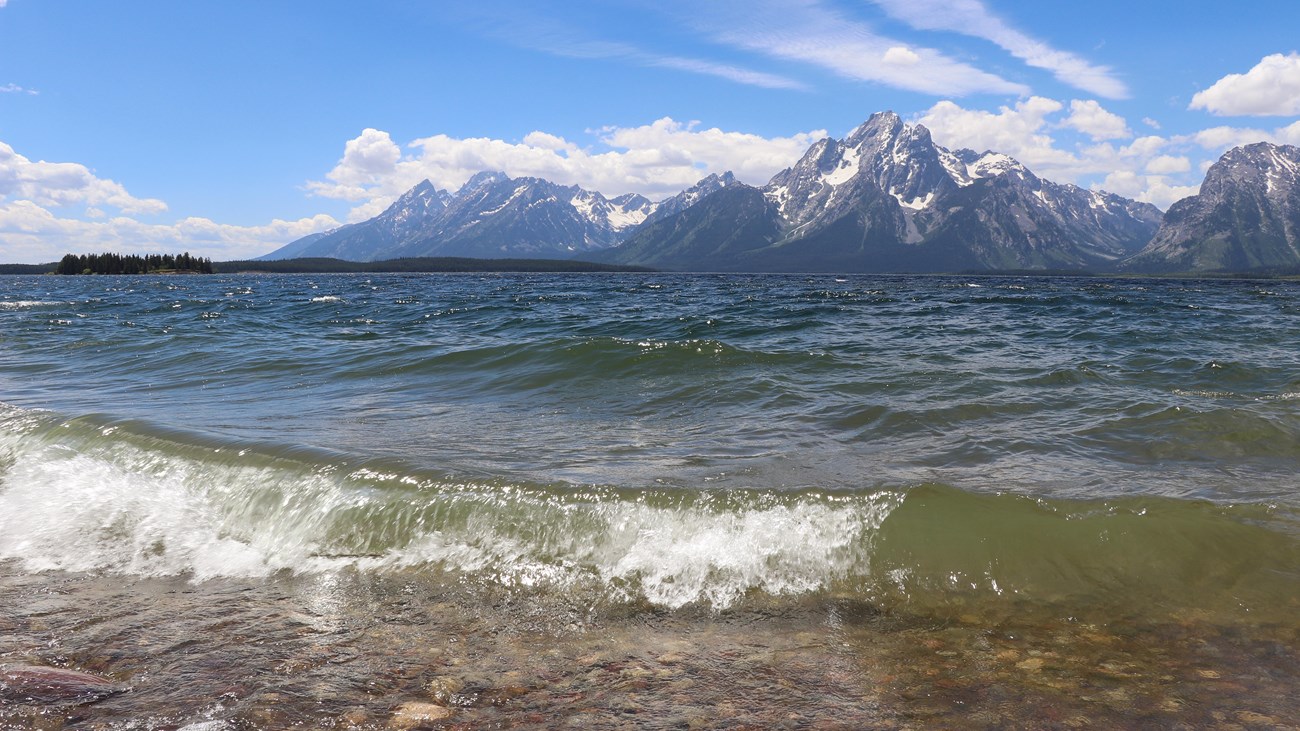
[1,403,1296,615]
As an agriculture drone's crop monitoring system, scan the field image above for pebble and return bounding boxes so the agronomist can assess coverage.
[1236,711,1278,725]
[390,701,454,728]
[427,676,465,704]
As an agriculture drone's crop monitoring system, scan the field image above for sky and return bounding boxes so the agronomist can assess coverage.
[2,0,1299,263]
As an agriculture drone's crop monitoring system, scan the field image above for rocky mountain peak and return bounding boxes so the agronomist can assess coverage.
[844,111,904,148]
[1200,141,1300,199]
[1126,141,1300,273]
[457,171,510,196]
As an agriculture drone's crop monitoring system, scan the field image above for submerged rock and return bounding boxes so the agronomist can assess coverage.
[389,701,454,728]
[0,665,123,704]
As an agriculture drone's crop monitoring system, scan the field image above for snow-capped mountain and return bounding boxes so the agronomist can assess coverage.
[599,111,1163,272]
[264,173,662,261]
[265,111,1169,270]
[1124,142,1300,272]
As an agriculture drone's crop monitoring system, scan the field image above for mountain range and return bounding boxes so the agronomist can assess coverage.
[264,170,735,262]
[265,113,1300,274]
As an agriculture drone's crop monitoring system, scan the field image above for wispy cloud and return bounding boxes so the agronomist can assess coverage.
[1,83,38,96]
[477,8,806,91]
[682,0,1027,96]
[866,0,1129,98]
[646,55,806,90]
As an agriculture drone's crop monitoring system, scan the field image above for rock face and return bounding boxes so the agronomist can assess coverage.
[1124,142,1300,273]
[598,112,1163,272]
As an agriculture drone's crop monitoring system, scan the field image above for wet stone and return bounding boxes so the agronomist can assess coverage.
[0,665,122,704]
[390,701,454,729]
[426,676,465,704]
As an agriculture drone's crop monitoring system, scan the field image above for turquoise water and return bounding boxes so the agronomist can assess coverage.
[1,273,1297,727]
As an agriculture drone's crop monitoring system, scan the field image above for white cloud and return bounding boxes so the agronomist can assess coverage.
[1278,121,1300,145]
[0,141,167,215]
[1099,172,1199,210]
[1,83,37,95]
[866,0,1128,98]
[916,97,1075,169]
[1063,99,1131,140]
[486,12,806,91]
[645,55,807,90]
[0,199,338,263]
[1190,52,1300,116]
[0,137,338,263]
[1175,120,1300,152]
[1189,125,1276,150]
[307,118,827,221]
[689,0,1027,96]
[882,46,921,66]
[1145,155,1191,174]
[916,98,1208,209]
[1142,117,1161,130]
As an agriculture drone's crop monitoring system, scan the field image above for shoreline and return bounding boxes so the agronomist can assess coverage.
[2,564,1296,729]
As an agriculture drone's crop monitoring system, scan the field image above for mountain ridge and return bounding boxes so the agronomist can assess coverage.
[597,111,1163,272]
[264,112,1300,274]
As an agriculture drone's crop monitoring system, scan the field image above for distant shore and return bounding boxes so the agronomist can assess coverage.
[4,256,1300,278]
[0,257,656,275]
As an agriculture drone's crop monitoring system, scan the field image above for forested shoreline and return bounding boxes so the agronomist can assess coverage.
[54,252,215,275]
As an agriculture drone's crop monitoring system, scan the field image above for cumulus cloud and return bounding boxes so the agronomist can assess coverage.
[866,0,1128,98]
[917,97,1075,169]
[1145,155,1191,174]
[916,98,1204,209]
[0,141,167,215]
[1063,99,1131,140]
[688,0,1027,96]
[0,199,338,263]
[307,118,827,221]
[0,137,338,263]
[1099,171,1200,209]
[1190,52,1300,116]
[1,83,38,95]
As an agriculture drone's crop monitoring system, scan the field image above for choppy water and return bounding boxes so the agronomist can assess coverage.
[1,273,1298,728]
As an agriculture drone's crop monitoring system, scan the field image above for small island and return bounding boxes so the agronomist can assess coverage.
[55,252,215,275]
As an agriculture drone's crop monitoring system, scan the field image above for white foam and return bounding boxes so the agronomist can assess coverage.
[0,300,62,309]
[0,416,902,608]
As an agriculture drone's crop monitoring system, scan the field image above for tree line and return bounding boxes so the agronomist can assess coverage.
[55,252,215,275]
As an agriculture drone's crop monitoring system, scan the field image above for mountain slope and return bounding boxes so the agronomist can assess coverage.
[1124,142,1300,272]
[261,181,448,261]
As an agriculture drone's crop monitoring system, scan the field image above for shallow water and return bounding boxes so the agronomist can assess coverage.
[1,273,1298,727]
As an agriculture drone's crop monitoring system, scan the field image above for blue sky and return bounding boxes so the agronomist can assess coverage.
[2,0,1299,262]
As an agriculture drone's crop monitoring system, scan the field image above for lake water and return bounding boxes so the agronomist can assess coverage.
[1,273,1297,728]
